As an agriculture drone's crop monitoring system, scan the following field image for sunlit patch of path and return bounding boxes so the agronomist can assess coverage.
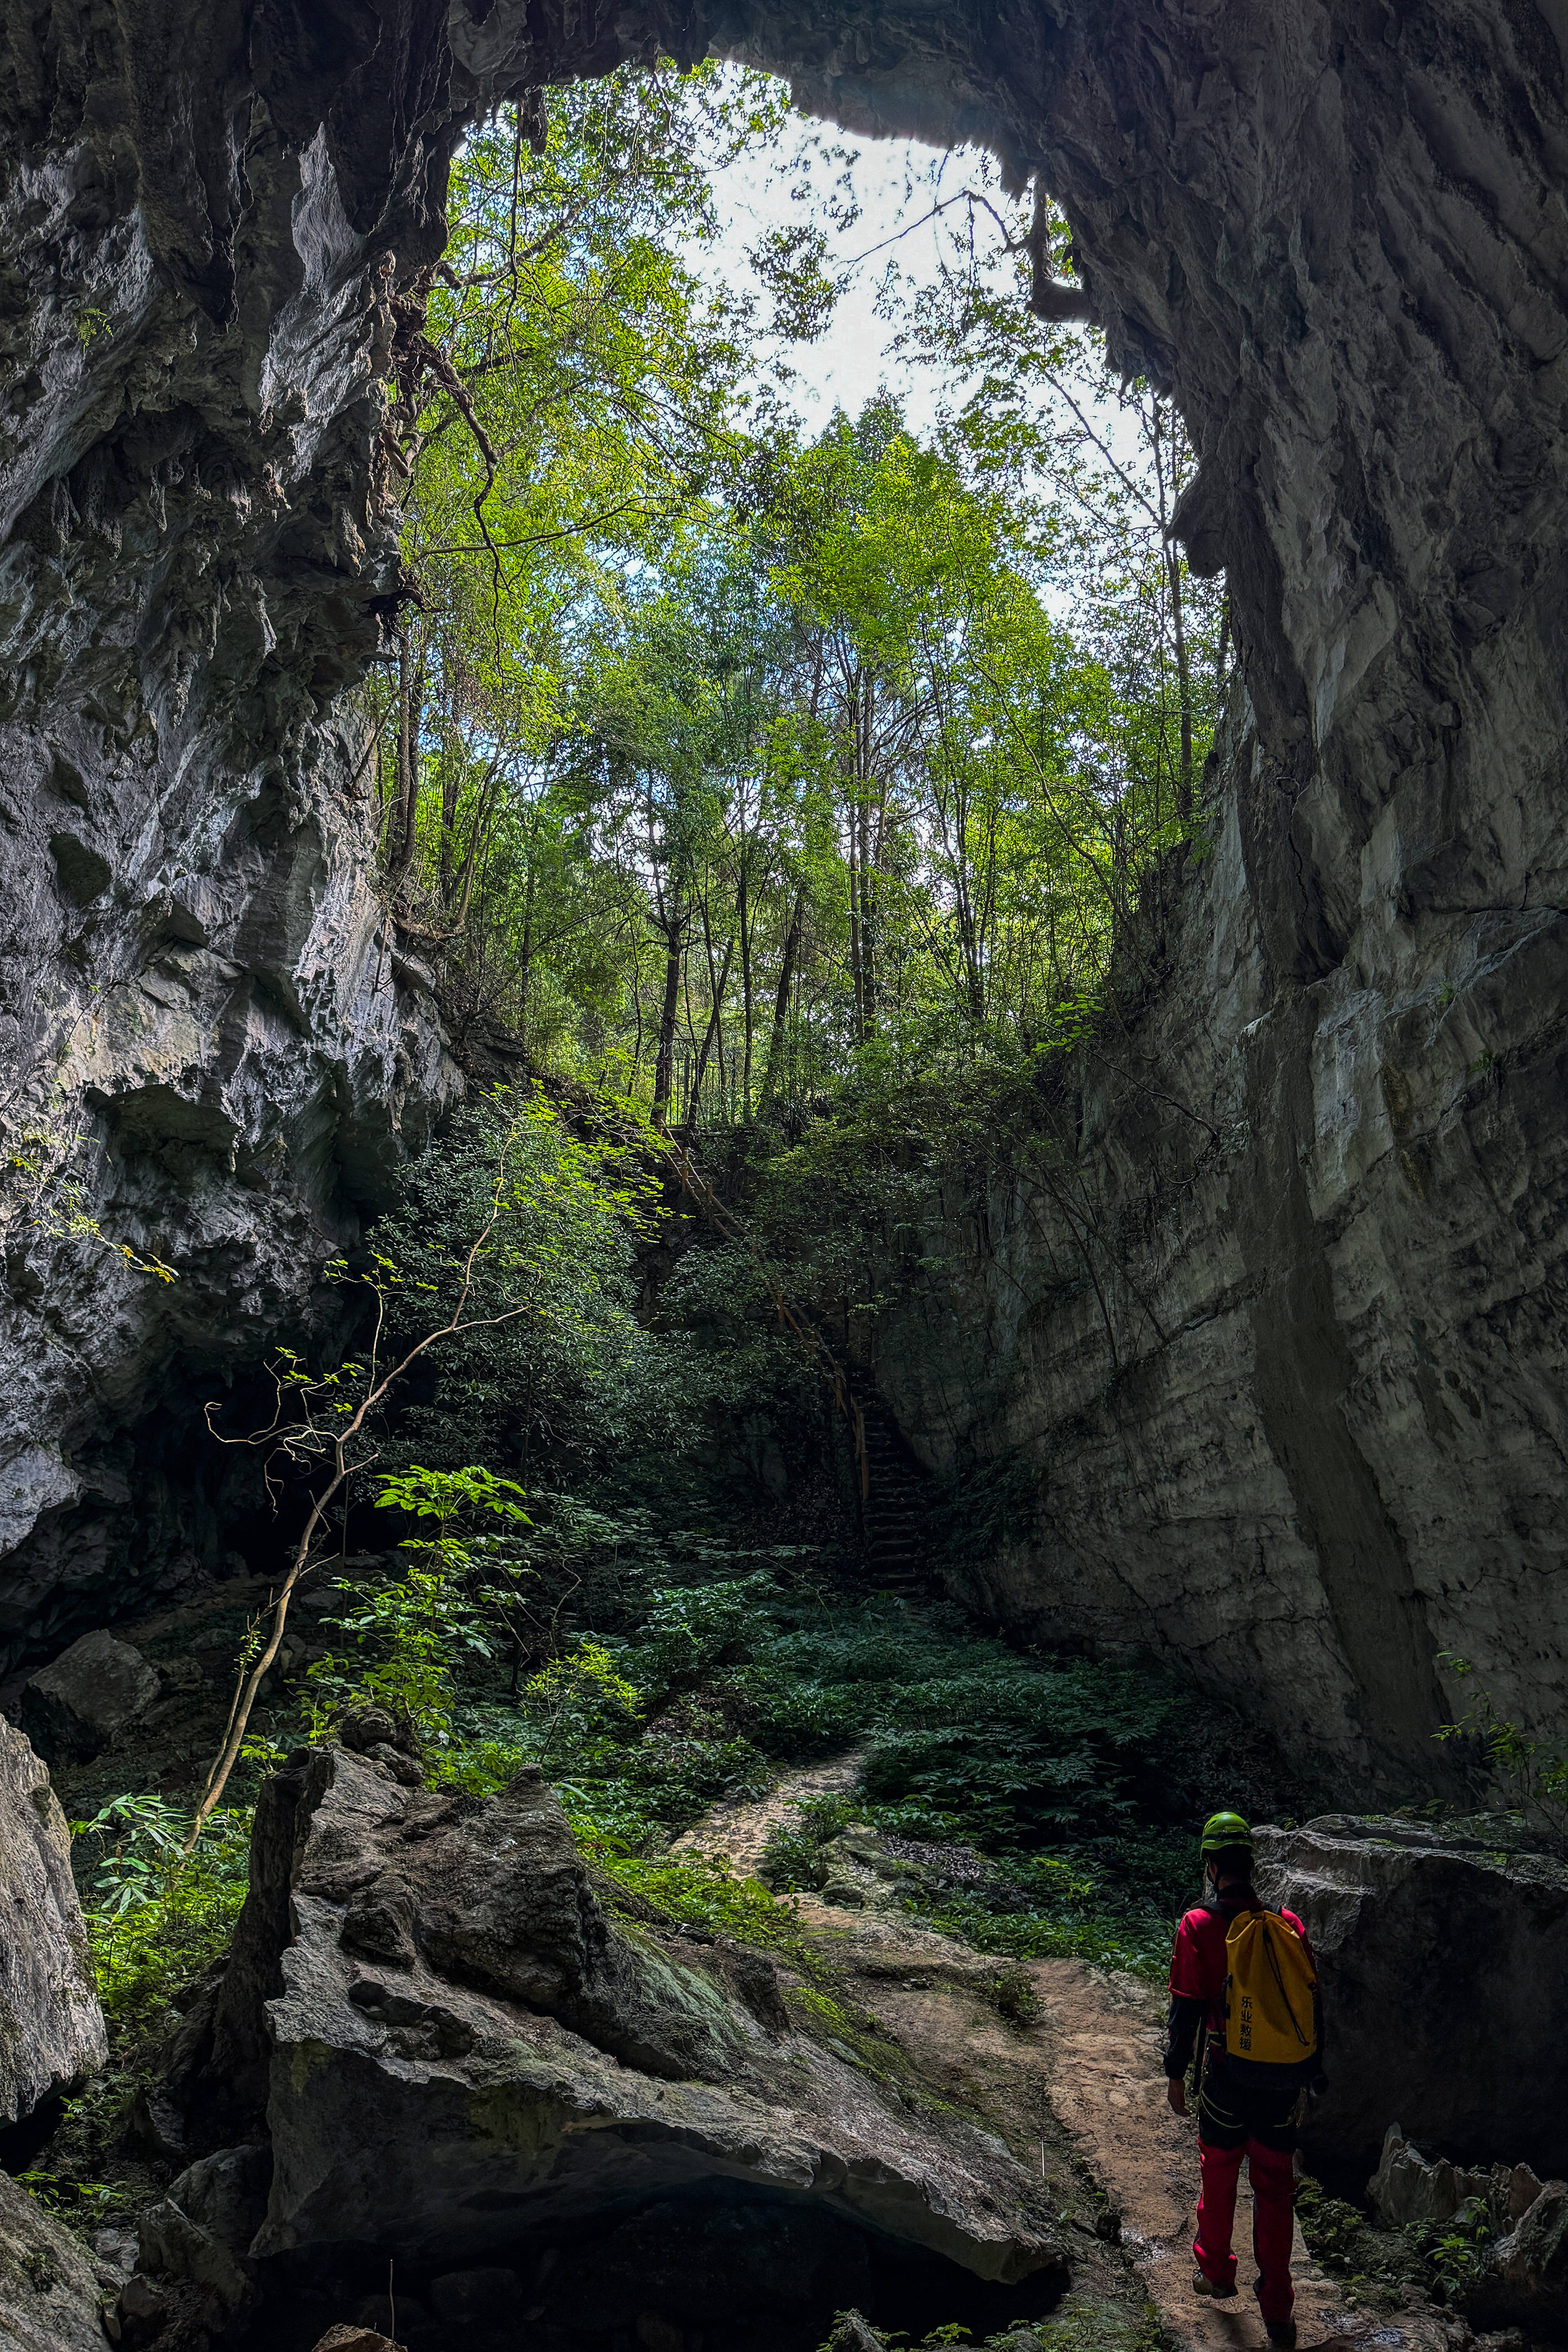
[670,1746,868,1879]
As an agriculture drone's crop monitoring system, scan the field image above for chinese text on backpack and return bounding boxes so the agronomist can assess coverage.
[1222,1908,1318,2082]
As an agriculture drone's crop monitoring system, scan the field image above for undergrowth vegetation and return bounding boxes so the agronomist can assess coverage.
[21,1801,252,2228]
[815,2311,1165,2352]
[1292,2175,1500,2314]
[251,1516,1299,1979]
[32,1508,1309,2229]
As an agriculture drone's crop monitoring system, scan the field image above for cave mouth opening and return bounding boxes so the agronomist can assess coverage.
[244,2181,1066,2352]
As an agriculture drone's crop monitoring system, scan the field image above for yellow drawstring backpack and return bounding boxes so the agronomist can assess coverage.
[1222,1906,1318,2078]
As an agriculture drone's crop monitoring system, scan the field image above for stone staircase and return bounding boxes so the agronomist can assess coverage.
[852,1382,937,1601]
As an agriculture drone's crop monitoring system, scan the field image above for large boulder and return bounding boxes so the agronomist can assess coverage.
[0,2166,113,2352]
[1254,1814,1568,2178]
[0,1712,105,2124]
[157,1749,1064,2347]
[1486,2179,1568,2324]
[20,1630,159,1763]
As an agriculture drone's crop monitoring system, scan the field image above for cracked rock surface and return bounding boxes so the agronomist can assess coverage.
[137,1747,1064,2348]
[1257,1813,1568,2179]
[0,1709,104,2128]
[0,2164,116,2352]
[254,1751,1055,2278]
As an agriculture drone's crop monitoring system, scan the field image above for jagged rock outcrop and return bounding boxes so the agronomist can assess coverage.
[1,1,1566,1771]
[1367,2124,1545,2233]
[0,1709,105,2126]
[1254,1814,1568,2179]
[1367,2127,1568,2328]
[0,2165,116,2352]
[138,1747,1063,2348]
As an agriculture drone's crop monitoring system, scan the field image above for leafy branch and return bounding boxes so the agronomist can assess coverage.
[187,1123,546,1846]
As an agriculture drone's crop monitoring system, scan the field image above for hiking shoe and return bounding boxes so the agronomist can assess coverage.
[1191,2272,1237,2299]
[1265,2324,1296,2348]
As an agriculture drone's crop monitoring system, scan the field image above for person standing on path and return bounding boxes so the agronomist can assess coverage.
[1163,1812,1325,2350]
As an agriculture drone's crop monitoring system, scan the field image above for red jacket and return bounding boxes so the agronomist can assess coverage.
[1163,1886,1319,2079]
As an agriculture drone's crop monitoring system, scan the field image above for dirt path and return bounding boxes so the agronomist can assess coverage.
[1030,1959,1376,2352]
[676,1763,1447,2352]
[670,1749,866,1879]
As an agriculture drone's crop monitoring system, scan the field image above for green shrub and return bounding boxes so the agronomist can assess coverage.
[760,1793,867,1891]
[1419,2197,1493,2306]
[1292,2176,1424,2307]
[70,1794,252,2032]
[983,1963,1044,2027]
[27,1796,256,2230]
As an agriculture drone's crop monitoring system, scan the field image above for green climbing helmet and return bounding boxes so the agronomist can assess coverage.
[1200,1810,1253,1853]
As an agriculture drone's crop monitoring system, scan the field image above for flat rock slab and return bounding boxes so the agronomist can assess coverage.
[1256,1814,1568,2178]
[0,1711,105,2124]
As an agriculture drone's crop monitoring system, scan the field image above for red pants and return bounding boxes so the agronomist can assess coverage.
[1194,2136,1295,2323]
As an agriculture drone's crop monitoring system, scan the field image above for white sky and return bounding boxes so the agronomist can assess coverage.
[679,87,1167,634]
[697,112,968,436]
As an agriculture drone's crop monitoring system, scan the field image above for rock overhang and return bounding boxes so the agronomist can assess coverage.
[169,1747,1066,2311]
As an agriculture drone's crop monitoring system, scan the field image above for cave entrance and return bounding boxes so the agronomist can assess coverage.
[246,2182,1066,2352]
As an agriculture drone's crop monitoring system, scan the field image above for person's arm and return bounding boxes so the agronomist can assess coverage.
[1165,1910,1208,2114]
[1164,1994,1204,2078]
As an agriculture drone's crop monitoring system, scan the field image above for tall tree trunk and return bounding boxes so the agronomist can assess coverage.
[760,887,804,1107]
[1153,402,1195,821]
[651,887,684,1131]
[516,805,539,1032]
[847,766,864,1045]
[439,724,460,910]
[388,635,420,888]
[690,926,736,1125]
[631,925,644,1083]
[388,636,432,898]
[738,863,753,1117]
[1168,540,1194,818]
[857,697,876,1033]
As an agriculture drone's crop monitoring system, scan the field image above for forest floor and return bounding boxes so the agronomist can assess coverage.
[676,1763,1465,2352]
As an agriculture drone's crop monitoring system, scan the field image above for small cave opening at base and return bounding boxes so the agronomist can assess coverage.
[242,2184,1067,2352]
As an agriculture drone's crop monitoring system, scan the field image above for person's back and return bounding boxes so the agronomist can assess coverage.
[1163,1811,1325,2349]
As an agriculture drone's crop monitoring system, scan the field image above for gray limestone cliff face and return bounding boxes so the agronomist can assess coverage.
[0,1710,105,2125]
[868,696,1568,1791]
[0,2,1564,1773]
[770,0,1568,1790]
[0,5,473,1661]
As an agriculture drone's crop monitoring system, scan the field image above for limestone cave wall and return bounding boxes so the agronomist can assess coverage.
[0,0,1563,1776]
